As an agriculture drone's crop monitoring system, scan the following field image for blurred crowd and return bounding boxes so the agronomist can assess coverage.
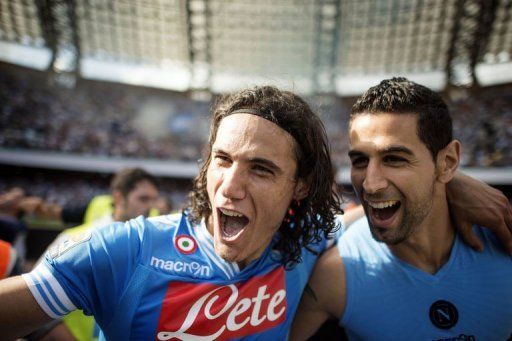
[1,63,511,168]
[0,64,209,162]
[449,86,512,167]
[0,173,105,208]
[0,167,189,210]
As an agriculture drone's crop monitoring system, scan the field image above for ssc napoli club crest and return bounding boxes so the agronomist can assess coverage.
[429,300,458,329]
[175,235,198,255]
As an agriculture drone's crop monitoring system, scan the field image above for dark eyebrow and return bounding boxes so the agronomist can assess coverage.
[348,150,365,159]
[381,146,415,156]
[212,148,283,174]
[348,146,415,158]
[249,158,283,174]
[212,147,226,155]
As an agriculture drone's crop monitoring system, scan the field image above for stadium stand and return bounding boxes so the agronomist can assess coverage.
[1,62,511,168]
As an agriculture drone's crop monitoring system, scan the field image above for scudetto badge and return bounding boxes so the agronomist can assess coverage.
[429,300,458,329]
[175,235,198,255]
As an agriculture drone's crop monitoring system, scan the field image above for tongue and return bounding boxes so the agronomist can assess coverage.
[374,205,398,221]
[223,216,247,236]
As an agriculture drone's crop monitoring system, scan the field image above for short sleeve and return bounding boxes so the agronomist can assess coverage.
[22,217,146,325]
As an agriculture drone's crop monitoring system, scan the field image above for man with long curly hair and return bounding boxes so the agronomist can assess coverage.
[187,86,343,268]
[0,86,509,340]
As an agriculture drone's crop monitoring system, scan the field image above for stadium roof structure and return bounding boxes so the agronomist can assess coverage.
[1,0,511,95]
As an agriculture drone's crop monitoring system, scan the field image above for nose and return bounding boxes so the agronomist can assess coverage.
[220,164,247,200]
[362,160,388,195]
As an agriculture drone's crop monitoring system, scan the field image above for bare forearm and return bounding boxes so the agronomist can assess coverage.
[447,171,512,253]
[290,298,330,340]
[0,276,53,339]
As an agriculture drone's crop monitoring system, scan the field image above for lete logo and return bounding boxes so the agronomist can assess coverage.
[156,266,287,340]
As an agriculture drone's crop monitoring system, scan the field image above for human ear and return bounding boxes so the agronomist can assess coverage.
[293,179,310,201]
[436,140,461,184]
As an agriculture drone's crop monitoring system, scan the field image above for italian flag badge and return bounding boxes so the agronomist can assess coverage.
[175,235,198,255]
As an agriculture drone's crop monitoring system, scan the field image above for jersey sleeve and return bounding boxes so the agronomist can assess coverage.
[22,217,146,325]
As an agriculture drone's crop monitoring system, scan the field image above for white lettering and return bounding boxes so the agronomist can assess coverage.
[164,261,173,271]
[150,256,211,278]
[250,285,270,326]
[267,289,286,321]
[157,283,287,340]
[158,285,238,340]
[204,286,237,319]
[226,298,251,331]
[151,256,165,268]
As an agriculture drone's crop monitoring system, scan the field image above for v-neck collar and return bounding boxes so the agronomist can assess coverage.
[379,233,460,284]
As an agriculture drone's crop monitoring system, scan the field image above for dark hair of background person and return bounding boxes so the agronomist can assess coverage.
[350,77,453,160]
[110,168,159,198]
[188,85,343,266]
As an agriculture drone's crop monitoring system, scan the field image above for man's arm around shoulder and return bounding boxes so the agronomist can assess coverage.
[0,275,53,340]
[290,246,347,340]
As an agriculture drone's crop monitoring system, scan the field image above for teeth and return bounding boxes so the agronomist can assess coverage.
[219,208,244,217]
[367,200,399,209]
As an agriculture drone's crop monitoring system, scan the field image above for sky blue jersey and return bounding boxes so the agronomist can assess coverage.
[339,218,512,340]
[23,212,338,340]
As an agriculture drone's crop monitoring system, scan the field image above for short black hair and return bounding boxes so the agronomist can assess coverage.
[351,77,452,160]
[110,168,158,197]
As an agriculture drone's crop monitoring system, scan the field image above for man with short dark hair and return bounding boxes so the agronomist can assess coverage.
[109,167,160,222]
[0,85,509,340]
[291,78,512,340]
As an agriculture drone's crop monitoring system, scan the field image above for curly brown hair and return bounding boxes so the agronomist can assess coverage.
[188,86,343,266]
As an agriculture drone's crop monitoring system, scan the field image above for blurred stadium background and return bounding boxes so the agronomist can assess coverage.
[1,0,511,257]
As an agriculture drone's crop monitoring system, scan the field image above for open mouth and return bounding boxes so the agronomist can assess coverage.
[219,208,249,239]
[367,200,401,226]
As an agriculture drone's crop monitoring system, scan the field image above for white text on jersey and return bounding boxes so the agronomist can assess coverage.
[150,256,211,278]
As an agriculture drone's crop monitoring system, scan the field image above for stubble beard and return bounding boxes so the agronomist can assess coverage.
[369,184,435,245]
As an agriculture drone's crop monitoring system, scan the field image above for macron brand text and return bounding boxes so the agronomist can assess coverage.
[150,256,211,278]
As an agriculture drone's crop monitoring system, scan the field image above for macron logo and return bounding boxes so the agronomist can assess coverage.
[151,256,211,278]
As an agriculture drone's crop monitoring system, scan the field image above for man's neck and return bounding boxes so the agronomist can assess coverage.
[387,199,455,275]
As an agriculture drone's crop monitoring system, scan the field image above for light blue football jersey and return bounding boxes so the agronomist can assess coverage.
[23,212,339,340]
[338,218,512,340]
